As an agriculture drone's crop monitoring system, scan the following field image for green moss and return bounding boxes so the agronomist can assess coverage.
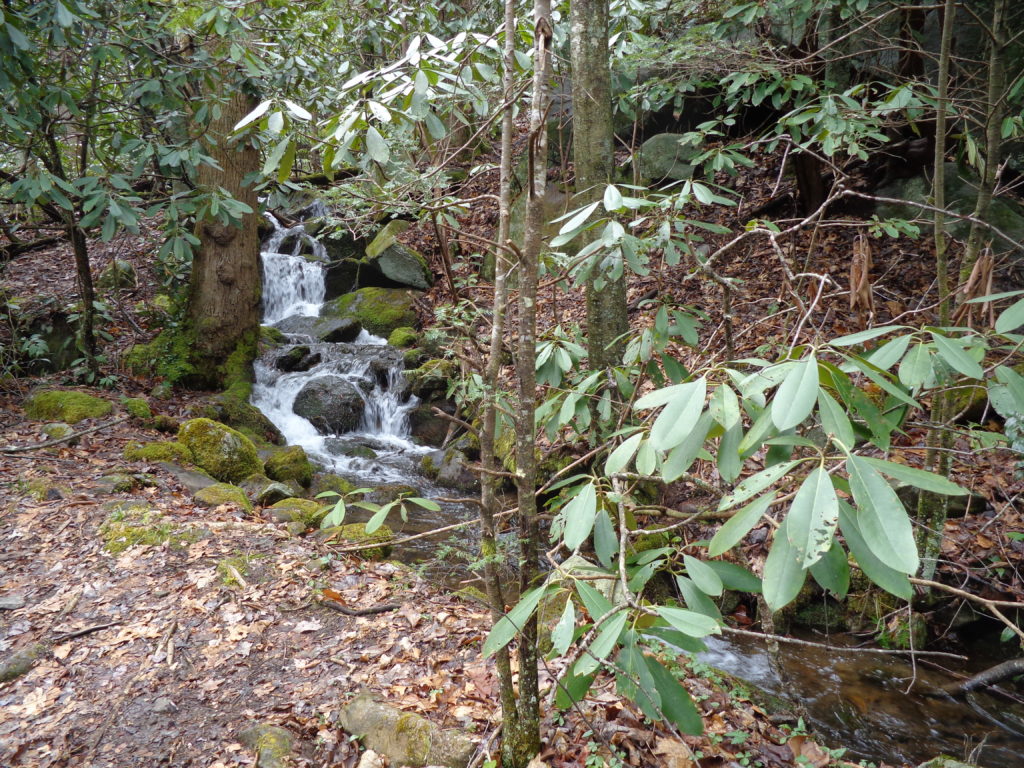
[18,477,64,501]
[365,219,411,259]
[100,506,199,554]
[217,554,268,586]
[41,422,76,444]
[261,326,287,345]
[264,445,313,488]
[367,483,419,504]
[406,358,457,399]
[269,497,327,526]
[387,326,418,348]
[453,585,488,604]
[205,334,283,445]
[194,482,253,512]
[310,473,358,498]
[323,523,394,559]
[177,418,263,483]
[403,347,426,368]
[124,328,197,383]
[419,453,440,479]
[394,711,432,764]
[124,440,192,465]
[325,287,419,338]
[120,397,152,420]
[25,390,112,424]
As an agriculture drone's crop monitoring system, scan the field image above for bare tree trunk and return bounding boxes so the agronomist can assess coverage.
[186,87,262,387]
[571,0,627,370]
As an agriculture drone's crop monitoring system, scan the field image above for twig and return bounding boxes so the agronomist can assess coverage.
[721,626,968,660]
[1,416,128,453]
[320,598,400,616]
[51,620,122,644]
[325,509,515,553]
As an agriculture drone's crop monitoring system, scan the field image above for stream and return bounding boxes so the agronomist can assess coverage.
[250,215,1024,767]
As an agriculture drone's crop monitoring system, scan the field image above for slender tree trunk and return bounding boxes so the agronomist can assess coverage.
[959,0,1008,291]
[187,87,262,386]
[571,0,627,370]
[500,4,552,766]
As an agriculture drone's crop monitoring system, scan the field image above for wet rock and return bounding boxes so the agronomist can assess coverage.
[157,462,217,494]
[324,438,378,460]
[338,691,474,768]
[293,376,364,435]
[240,474,297,506]
[96,473,142,494]
[387,326,418,348]
[436,448,479,492]
[238,724,297,768]
[268,498,327,527]
[419,450,444,480]
[366,483,420,505]
[310,473,358,498]
[194,483,253,512]
[274,314,363,344]
[637,133,698,183]
[321,287,420,339]
[275,345,322,372]
[265,445,314,488]
[406,359,457,400]
[0,643,48,683]
[409,402,452,447]
[364,220,433,290]
[177,418,263,484]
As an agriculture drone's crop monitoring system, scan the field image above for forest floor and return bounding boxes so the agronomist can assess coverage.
[2,138,1024,767]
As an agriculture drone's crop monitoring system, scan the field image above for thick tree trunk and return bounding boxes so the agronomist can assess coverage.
[570,0,627,370]
[187,88,262,386]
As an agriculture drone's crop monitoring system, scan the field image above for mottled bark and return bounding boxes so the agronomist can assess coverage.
[570,0,627,370]
[187,87,262,385]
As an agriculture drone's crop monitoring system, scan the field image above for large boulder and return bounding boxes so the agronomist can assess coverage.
[637,133,698,183]
[264,445,313,488]
[321,287,420,339]
[274,314,363,343]
[363,220,433,290]
[177,418,263,484]
[274,345,322,372]
[292,376,365,435]
[194,482,253,512]
[25,389,112,424]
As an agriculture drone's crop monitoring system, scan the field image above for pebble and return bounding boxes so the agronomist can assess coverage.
[151,697,177,714]
[0,596,26,611]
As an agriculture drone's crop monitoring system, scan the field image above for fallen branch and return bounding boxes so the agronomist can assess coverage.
[722,626,968,661]
[1,416,128,453]
[320,598,400,616]
[51,621,122,644]
[943,657,1024,695]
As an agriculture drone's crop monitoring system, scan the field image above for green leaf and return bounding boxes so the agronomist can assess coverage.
[615,644,661,721]
[830,326,907,346]
[277,139,296,183]
[809,537,850,598]
[846,454,919,575]
[603,184,623,211]
[551,598,575,656]
[405,496,442,511]
[675,575,722,619]
[683,554,723,597]
[771,354,820,430]
[762,518,808,611]
[483,584,550,656]
[655,606,720,638]
[576,579,614,621]
[364,502,392,534]
[283,99,312,121]
[709,494,775,557]
[661,411,712,483]
[557,200,601,235]
[635,439,657,476]
[554,668,597,709]
[717,423,743,483]
[717,461,798,512]
[594,510,618,567]
[929,332,984,379]
[817,390,855,448]
[996,297,1024,334]
[365,125,390,163]
[262,136,290,177]
[859,457,966,496]
[787,466,839,568]
[605,432,644,475]
[650,378,707,451]
[838,501,911,600]
[705,561,762,593]
[898,342,932,389]
[575,611,627,676]
[563,482,598,551]
[233,99,272,132]
[645,656,703,735]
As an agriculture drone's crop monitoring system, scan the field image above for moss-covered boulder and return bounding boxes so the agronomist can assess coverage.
[322,287,420,338]
[364,220,433,290]
[322,523,394,560]
[41,422,76,445]
[387,326,418,348]
[264,445,314,488]
[268,497,326,527]
[194,482,253,512]
[25,390,112,424]
[636,133,699,183]
[124,440,192,465]
[310,473,358,498]
[238,724,296,768]
[100,505,199,554]
[406,358,457,400]
[435,447,479,491]
[366,483,420,505]
[177,418,263,484]
[120,396,152,420]
[240,474,297,506]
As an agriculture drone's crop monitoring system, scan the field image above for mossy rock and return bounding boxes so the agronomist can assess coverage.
[260,326,287,346]
[217,554,270,587]
[18,477,65,501]
[120,396,152,420]
[419,451,442,480]
[100,506,199,554]
[387,326,418,348]
[238,724,296,768]
[452,585,488,604]
[405,358,457,399]
[25,390,112,424]
[264,445,313,488]
[194,482,253,512]
[364,220,433,290]
[325,523,394,560]
[310,473,359,498]
[240,474,297,506]
[268,497,327,526]
[403,347,426,369]
[366,483,419,504]
[322,286,420,338]
[177,418,263,484]
[124,440,192,465]
[41,422,76,445]
[96,473,147,494]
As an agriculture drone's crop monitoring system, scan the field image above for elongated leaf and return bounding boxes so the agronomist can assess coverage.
[661,411,712,482]
[365,125,390,163]
[262,136,290,177]
[786,467,839,568]
[636,439,657,476]
[844,354,921,409]
[772,354,820,430]
[603,184,623,211]
[405,496,442,511]
[705,561,762,593]
[830,326,907,346]
[675,575,722,619]
[277,139,296,183]
[683,554,723,597]
[866,334,911,371]
[929,332,984,379]
[557,200,601,235]
[605,432,644,475]
[364,502,392,534]
[551,599,576,656]
[594,510,617,567]
[650,378,707,451]
[838,501,911,600]
[562,482,598,550]
[995,296,1024,334]
[762,518,808,611]
[717,461,798,512]
[233,99,272,132]
[483,584,550,656]
[635,380,697,410]
[996,365,1024,412]
[846,454,919,575]
[646,656,703,734]
[809,537,850,598]
[709,384,741,429]
[576,579,614,621]
[859,457,966,495]
[575,611,627,676]
[817,390,855,448]
[615,645,661,722]
[656,606,720,638]
[717,422,743,483]
[283,99,312,121]
[898,342,932,389]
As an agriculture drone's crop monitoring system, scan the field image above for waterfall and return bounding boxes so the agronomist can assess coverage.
[260,215,327,324]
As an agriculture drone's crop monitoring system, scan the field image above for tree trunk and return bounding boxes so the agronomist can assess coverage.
[571,0,627,370]
[187,87,262,387]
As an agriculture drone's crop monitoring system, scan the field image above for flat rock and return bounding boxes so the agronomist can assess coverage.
[0,595,27,610]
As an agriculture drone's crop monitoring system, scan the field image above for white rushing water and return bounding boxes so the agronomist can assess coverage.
[251,215,427,483]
